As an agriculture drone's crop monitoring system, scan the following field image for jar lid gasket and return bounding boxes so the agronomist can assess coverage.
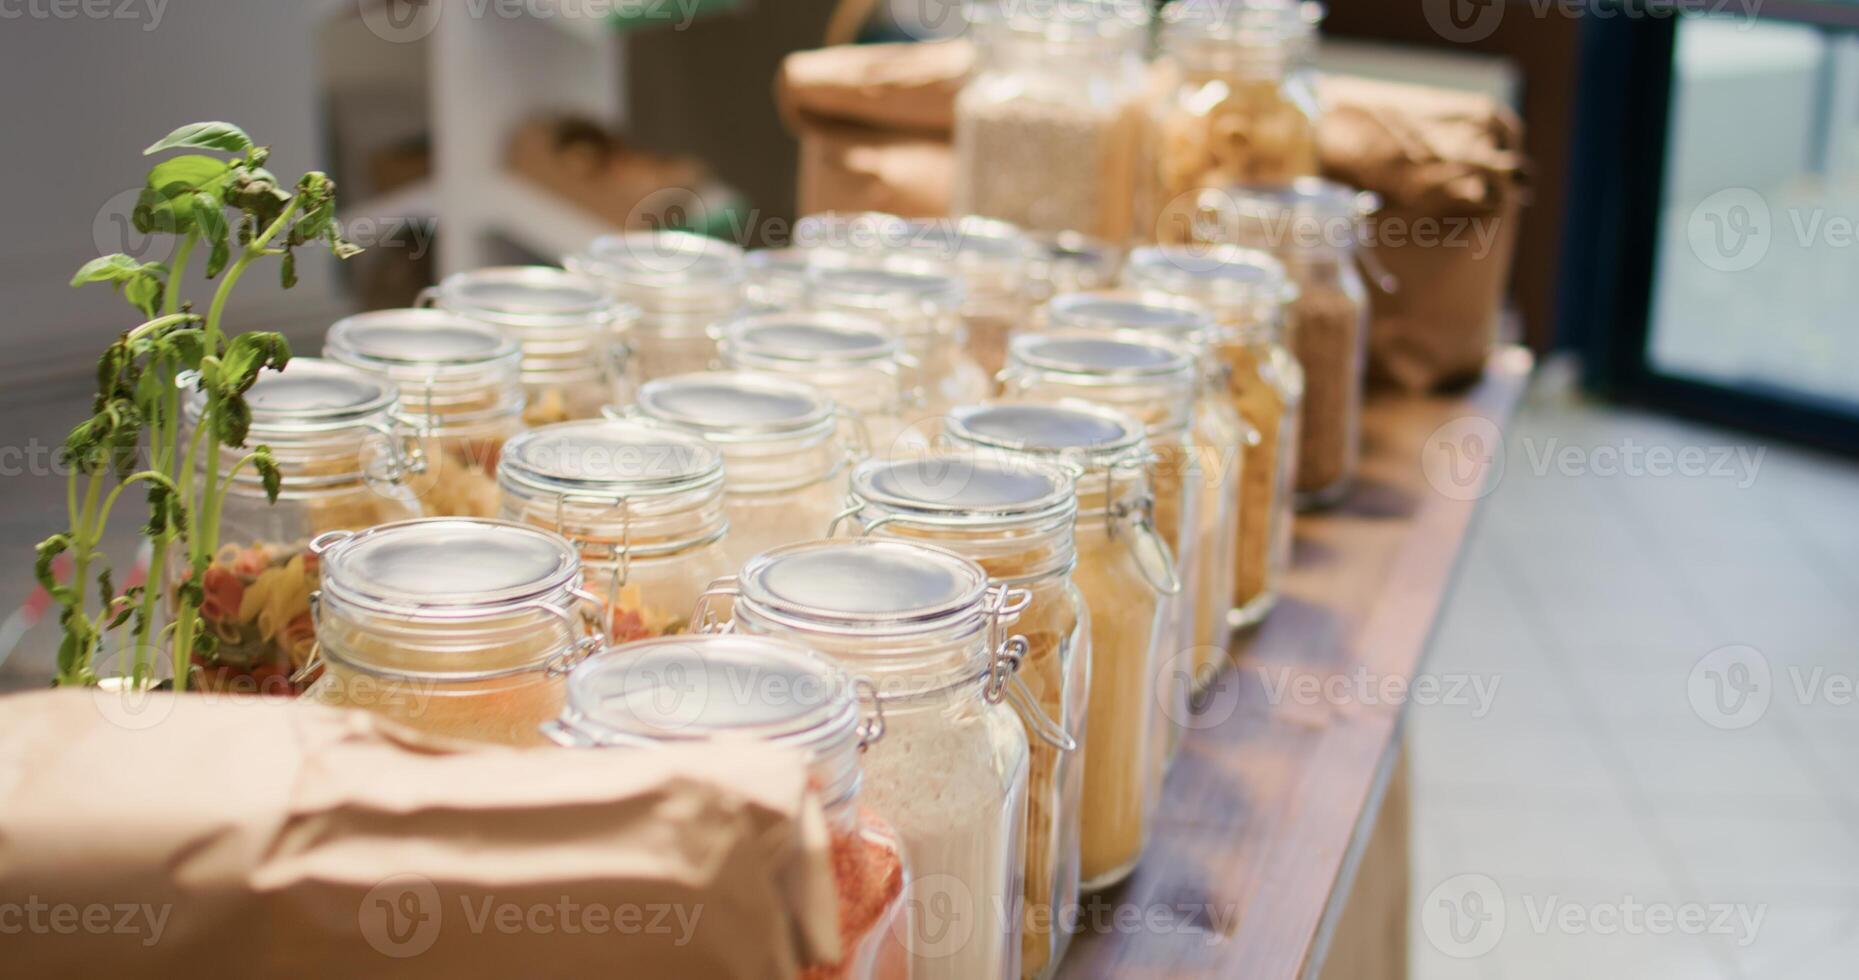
[740,539,989,628]
[854,455,1076,519]
[436,266,617,324]
[1010,332,1196,378]
[500,419,724,497]
[945,401,1145,457]
[320,518,579,609]
[635,372,834,437]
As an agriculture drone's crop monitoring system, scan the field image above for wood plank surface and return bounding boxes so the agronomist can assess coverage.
[1056,347,1534,979]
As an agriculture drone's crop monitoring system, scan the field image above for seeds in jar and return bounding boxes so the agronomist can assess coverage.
[955,99,1141,242]
[1288,283,1365,500]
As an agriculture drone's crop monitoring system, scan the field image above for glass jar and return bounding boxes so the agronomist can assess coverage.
[940,402,1175,891]
[621,371,863,569]
[837,454,1088,980]
[567,230,748,386]
[805,259,987,429]
[544,635,909,980]
[995,333,1201,775]
[718,311,911,455]
[895,215,1039,381]
[177,359,423,694]
[1145,0,1320,244]
[695,539,1032,980]
[1198,178,1375,508]
[302,518,600,746]
[952,0,1148,241]
[1124,244,1303,629]
[743,247,813,311]
[424,266,626,424]
[1044,291,1249,689]
[1024,231,1124,305]
[324,309,526,519]
[498,419,731,642]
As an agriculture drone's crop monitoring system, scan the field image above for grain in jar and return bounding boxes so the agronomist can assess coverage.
[545,635,908,980]
[620,371,862,568]
[699,539,1031,980]
[425,266,626,424]
[176,359,423,694]
[1044,291,1248,688]
[840,454,1088,980]
[995,333,1200,778]
[499,420,732,642]
[941,402,1175,891]
[952,0,1148,241]
[324,309,525,519]
[1197,179,1375,508]
[302,518,598,746]
[1143,0,1320,244]
[719,311,910,453]
[1124,244,1303,629]
[567,230,748,387]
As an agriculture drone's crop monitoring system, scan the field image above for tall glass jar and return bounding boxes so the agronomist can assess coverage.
[1125,245,1303,629]
[1044,292,1249,690]
[1199,178,1375,508]
[838,454,1088,980]
[324,309,526,519]
[696,539,1031,980]
[544,635,909,980]
[718,311,910,454]
[1145,0,1320,244]
[952,0,1148,241]
[302,518,600,747]
[178,359,423,694]
[896,215,1039,381]
[568,230,747,386]
[424,266,626,424]
[941,402,1176,892]
[498,419,731,642]
[621,371,862,568]
[995,333,1201,775]
[804,257,988,425]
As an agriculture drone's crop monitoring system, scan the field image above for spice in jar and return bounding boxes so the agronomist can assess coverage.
[841,454,1088,979]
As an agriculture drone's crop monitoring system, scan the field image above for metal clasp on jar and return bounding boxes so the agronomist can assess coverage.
[980,582,1077,752]
[688,576,741,634]
[1100,456,1182,597]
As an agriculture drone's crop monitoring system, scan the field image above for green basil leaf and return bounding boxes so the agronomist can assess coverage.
[145,122,254,156]
[70,254,142,287]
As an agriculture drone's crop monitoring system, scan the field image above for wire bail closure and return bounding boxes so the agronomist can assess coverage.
[689,576,741,634]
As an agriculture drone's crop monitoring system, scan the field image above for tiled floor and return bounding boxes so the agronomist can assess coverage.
[1408,369,1859,979]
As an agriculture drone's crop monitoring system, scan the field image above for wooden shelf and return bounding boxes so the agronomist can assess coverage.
[1058,346,1534,979]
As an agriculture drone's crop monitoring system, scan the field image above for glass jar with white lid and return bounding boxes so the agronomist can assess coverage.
[836,454,1088,980]
[618,371,864,569]
[939,401,1175,892]
[856,214,1041,382]
[324,308,525,520]
[178,359,423,694]
[1123,244,1303,629]
[498,419,731,643]
[804,259,988,428]
[567,230,747,386]
[996,332,1203,704]
[423,266,627,425]
[544,634,910,980]
[718,310,911,454]
[693,538,1032,980]
[1044,291,1249,688]
[301,517,601,747]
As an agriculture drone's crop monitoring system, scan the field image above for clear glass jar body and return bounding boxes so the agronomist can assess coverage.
[424,267,620,426]
[719,314,910,458]
[1219,322,1304,626]
[405,411,524,519]
[716,434,855,568]
[569,231,747,388]
[805,263,988,430]
[844,499,1088,980]
[1146,28,1320,243]
[953,12,1147,241]
[1189,381,1247,686]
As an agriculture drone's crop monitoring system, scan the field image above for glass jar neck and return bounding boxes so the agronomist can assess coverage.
[315,587,581,681]
[1161,34,1292,79]
[978,22,1142,72]
[503,482,728,560]
[854,512,1076,586]
[198,411,414,494]
[716,429,848,496]
[999,373,1197,438]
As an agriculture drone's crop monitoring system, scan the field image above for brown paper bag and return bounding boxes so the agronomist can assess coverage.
[0,691,837,979]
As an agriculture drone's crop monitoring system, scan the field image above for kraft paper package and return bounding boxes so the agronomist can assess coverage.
[0,691,837,979]
[776,40,1527,390]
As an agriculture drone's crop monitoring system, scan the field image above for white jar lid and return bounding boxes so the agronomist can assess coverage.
[433,265,623,331]
[944,400,1146,462]
[739,539,991,634]
[1008,331,1198,383]
[499,419,724,500]
[722,311,900,366]
[316,517,580,611]
[633,371,836,443]
[1045,290,1214,341]
[852,454,1076,525]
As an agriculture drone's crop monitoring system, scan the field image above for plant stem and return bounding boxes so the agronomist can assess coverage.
[165,235,197,317]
